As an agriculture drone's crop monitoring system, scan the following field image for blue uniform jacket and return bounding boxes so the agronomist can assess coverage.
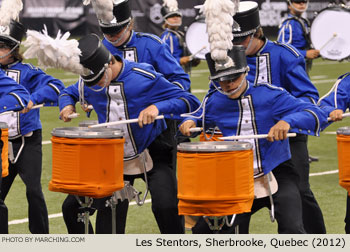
[318,73,350,129]
[185,82,327,176]
[0,61,65,138]
[160,28,184,64]
[102,31,191,91]
[59,59,200,160]
[246,39,318,104]
[277,14,311,58]
[0,69,30,113]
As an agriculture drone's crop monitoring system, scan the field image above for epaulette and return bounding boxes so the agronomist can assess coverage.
[273,41,301,57]
[255,82,285,92]
[132,67,156,79]
[136,32,163,44]
[22,62,39,70]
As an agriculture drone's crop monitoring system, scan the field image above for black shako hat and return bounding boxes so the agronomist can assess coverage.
[232,1,260,40]
[78,34,112,87]
[206,45,248,82]
[289,0,308,3]
[161,1,182,20]
[0,20,27,47]
[99,0,132,35]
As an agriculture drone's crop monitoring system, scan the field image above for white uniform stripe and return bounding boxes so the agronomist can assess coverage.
[132,68,156,79]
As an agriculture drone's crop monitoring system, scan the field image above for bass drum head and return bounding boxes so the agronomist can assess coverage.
[185,21,210,60]
[311,6,350,61]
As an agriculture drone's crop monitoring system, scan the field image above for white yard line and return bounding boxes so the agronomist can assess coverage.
[191,89,209,94]
[309,170,338,177]
[311,79,335,85]
[311,75,328,80]
[61,78,79,83]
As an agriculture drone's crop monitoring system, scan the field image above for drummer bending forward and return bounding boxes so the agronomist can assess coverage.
[58,34,200,233]
[318,72,350,234]
[180,45,328,234]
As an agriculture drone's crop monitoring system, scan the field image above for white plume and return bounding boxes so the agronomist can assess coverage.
[163,0,179,12]
[22,26,88,75]
[83,0,114,24]
[204,0,239,69]
[0,0,23,26]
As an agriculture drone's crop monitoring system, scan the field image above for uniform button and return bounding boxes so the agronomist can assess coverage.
[117,103,120,106]
[114,89,117,92]
[307,130,311,133]
[299,129,302,132]
[3,106,7,109]
[119,117,123,120]
[245,120,249,123]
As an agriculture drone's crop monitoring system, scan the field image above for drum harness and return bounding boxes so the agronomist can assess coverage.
[279,15,313,72]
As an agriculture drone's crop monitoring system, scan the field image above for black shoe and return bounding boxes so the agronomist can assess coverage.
[308,155,319,163]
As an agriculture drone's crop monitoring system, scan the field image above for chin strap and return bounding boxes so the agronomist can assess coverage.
[103,21,131,46]
[0,44,18,59]
[288,0,309,13]
[165,19,182,27]
[212,72,248,97]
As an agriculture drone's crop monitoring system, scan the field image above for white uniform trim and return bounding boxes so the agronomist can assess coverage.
[132,67,156,79]
[48,83,61,95]
[107,82,138,160]
[237,95,263,177]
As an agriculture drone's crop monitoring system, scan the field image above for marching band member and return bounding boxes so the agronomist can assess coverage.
[84,0,190,234]
[180,44,328,234]
[0,69,30,234]
[318,72,350,234]
[0,0,65,234]
[160,0,200,73]
[277,0,320,73]
[229,1,325,233]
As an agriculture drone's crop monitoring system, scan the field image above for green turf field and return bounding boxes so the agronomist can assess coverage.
[4,56,350,234]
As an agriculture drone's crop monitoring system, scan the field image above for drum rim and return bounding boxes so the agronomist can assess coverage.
[51,127,123,138]
[177,141,252,152]
[0,122,8,128]
[337,126,350,135]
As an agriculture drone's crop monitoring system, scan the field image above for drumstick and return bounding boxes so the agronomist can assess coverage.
[219,133,297,140]
[319,33,337,51]
[89,115,165,128]
[189,46,207,60]
[67,113,80,119]
[327,112,350,121]
[189,127,203,133]
[0,104,44,116]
